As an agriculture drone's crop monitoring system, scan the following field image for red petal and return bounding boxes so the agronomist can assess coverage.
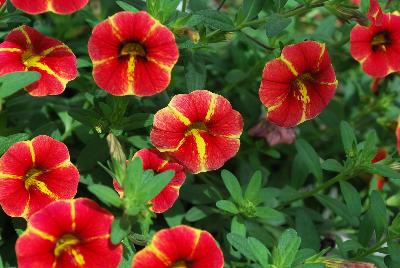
[16,232,56,268]
[350,26,373,62]
[31,135,71,169]
[267,90,303,128]
[133,58,171,96]
[88,20,120,62]
[10,0,48,14]
[191,231,224,268]
[145,25,179,67]
[38,165,79,199]
[0,141,33,176]
[51,0,89,14]
[150,186,179,213]
[92,58,130,96]
[0,41,25,75]
[131,248,168,268]
[361,50,390,77]
[168,135,201,173]
[0,179,28,217]
[368,0,384,25]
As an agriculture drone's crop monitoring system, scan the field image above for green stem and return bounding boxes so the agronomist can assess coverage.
[217,0,227,10]
[356,235,400,259]
[277,167,363,208]
[182,0,187,13]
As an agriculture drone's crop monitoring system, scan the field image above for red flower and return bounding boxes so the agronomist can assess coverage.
[131,225,224,268]
[0,135,79,218]
[16,198,122,268]
[10,0,88,14]
[259,41,337,128]
[0,25,77,96]
[371,148,387,190]
[350,0,400,77]
[113,148,186,213]
[88,11,179,96]
[0,0,5,8]
[150,90,243,174]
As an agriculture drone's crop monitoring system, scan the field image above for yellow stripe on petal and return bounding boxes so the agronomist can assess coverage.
[205,93,217,122]
[71,200,76,231]
[142,20,162,43]
[108,16,124,42]
[157,137,187,153]
[279,55,298,76]
[70,249,85,266]
[55,159,73,169]
[167,104,191,126]
[18,26,32,46]
[92,56,118,66]
[28,226,56,242]
[295,80,310,103]
[25,141,35,165]
[0,48,22,53]
[31,62,69,86]
[317,43,326,70]
[147,244,171,266]
[21,195,30,218]
[189,228,202,258]
[84,234,110,242]
[157,160,169,172]
[0,173,22,180]
[41,44,70,57]
[127,55,136,94]
[147,57,172,72]
[25,178,59,199]
[190,130,206,173]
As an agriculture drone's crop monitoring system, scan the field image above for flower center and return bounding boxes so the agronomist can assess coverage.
[371,31,390,51]
[172,260,189,268]
[185,122,207,135]
[24,168,43,189]
[120,42,146,58]
[22,49,42,67]
[292,73,311,103]
[54,234,80,257]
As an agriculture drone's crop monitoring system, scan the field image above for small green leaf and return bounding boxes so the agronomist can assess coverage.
[272,229,301,268]
[194,10,235,31]
[88,184,123,208]
[266,14,291,38]
[110,217,131,244]
[316,194,358,226]
[369,190,388,240]
[248,237,270,267]
[0,133,30,155]
[0,71,40,98]
[340,121,357,156]
[140,170,175,202]
[340,181,362,217]
[216,200,239,214]
[244,170,262,202]
[236,0,265,25]
[116,1,139,12]
[366,164,400,180]
[295,139,322,182]
[221,170,244,204]
[184,51,206,91]
[123,157,143,198]
[321,159,343,172]
[255,207,285,223]
[227,233,255,261]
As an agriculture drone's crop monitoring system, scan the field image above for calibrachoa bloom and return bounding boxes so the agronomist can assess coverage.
[259,40,338,128]
[350,0,400,77]
[150,90,243,174]
[0,135,79,218]
[131,225,224,268]
[10,0,88,14]
[16,198,122,267]
[88,11,179,96]
[371,148,388,190]
[113,148,186,213]
[0,25,77,96]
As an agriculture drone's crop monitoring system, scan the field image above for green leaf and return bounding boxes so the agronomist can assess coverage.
[316,194,358,226]
[248,237,270,267]
[236,0,265,25]
[389,214,400,235]
[244,170,262,202]
[231,216,246,236]
[295,139,322,182]
[184,206,213,222]
[227,233,255,261]
[184,51,206,91]
[358,212,374,246]
[359,131,378,163]
[321,159,343,172]
[0,133,30,155]
[255,207,285,223]
[0,71,40,98]
[221,170,244,204]
[273,0,289,11]
[266,14,292,38]
[366,164,400,180]
[216,200,239,214]
[340,121,357,156]
[110,216,131,244]
[140,170,175,202]
[272,229,301,268]
[88,184,123,208]
[123,157,143,198]
[340,181,362,217]
[291,153,310,188]
[369,191,388,240]
[116,1,139,12]
[194,10,235,31]
[295,209,320,250]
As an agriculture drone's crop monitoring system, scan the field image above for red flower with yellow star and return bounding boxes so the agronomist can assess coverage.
[0,135,79,218]
[0,25,77,96]
[350,0,400,77]
[259,40,338,128]
[16,198,122,267]
[131,225,224,268]
[10,0,88,14]
[88,11,179,96]
[113,148,186,213]
[150,90,243,174]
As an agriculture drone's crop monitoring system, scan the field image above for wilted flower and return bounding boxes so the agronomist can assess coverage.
[248,116,296,146]
[16,198,122,267]
[113,148,186,213]
[0,25,77,96]
[150,90,243,173]
[131,225,224,268]
[0,135,79,218]
[259,40,338,128]
[10,0,88,14]
[88,11,179,96]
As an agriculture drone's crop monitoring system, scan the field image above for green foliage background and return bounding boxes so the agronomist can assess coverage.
[1,0,400,267]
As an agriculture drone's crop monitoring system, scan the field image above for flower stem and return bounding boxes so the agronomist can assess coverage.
[182,0,187,13]
[217,0,227,10]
